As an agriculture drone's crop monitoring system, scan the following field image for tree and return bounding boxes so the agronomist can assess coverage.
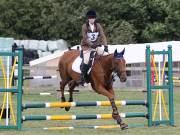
[0,0,56,39]
[107,21,136,44]
[165,0,180,40]
[0,0,179,45]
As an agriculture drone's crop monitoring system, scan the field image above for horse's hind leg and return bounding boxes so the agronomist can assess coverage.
[65,80,77,111]
[68,80,77,102]
[60,81,67,102]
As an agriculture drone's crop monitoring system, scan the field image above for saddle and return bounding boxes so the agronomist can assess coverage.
[72,45,109,84]
[72,50,97,82]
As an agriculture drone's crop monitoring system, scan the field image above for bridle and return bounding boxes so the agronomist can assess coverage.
[113,57,126,79]
[93,52,126,82]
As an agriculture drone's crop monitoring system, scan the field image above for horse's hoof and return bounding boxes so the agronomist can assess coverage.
[120,123,128,130]
[65,107,70,111]
[61,97,66,102]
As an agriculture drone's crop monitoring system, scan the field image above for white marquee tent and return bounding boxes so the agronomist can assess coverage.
[30,41,180,66]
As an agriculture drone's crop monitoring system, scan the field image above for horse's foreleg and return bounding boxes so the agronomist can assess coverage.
[97,85,128,130]
[108,89,128,130]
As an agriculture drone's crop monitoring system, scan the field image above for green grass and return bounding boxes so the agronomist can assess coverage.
[0,87,179,135]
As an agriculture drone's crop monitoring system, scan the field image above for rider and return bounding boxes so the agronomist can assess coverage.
[79,10,108,85]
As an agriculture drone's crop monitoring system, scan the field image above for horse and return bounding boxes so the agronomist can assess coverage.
[58,48,128,130]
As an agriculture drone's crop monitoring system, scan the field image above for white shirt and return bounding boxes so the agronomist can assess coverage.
[89,23,95,32]
[87,23,99,42]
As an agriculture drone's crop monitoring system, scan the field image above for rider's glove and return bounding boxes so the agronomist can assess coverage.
[91,43,97,49]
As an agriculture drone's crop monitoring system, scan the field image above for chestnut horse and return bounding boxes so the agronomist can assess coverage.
[58,48,128,129]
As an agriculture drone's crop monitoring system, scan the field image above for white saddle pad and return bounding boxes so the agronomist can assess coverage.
[72,56,93,74]
[72,56,82,73]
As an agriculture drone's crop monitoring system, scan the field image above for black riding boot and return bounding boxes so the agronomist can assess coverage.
[79,63,89,85]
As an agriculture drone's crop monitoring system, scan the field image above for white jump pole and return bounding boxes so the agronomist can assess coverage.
[6,56,10,125]
[158,56,162,121]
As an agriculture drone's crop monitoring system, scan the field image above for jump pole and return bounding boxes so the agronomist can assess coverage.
[22,100,147,109]
[22,113,147,121]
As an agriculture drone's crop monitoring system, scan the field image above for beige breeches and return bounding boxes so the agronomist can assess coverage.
[83,46,109,64]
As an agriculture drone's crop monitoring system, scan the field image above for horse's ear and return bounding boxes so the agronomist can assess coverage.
[114,49,117,57]
[120,48,125,56]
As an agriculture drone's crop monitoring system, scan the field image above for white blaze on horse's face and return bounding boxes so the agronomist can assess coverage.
[113,48,127,82]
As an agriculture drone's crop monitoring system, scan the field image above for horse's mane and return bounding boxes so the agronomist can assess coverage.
[95,53,113,61]
[101,53,113,57]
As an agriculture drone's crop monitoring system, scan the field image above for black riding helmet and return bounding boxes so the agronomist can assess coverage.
[86,10,96,18]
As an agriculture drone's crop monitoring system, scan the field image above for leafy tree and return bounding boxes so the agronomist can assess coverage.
[0,0,55,39]
[107,21,136,44]
[165,0,180,40]
[0,0,179,46]
[142,22,168,42]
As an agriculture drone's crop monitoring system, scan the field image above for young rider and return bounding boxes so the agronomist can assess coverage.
[79,10,108,85]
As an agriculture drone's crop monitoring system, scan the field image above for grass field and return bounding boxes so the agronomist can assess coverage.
[0,87,179,135]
